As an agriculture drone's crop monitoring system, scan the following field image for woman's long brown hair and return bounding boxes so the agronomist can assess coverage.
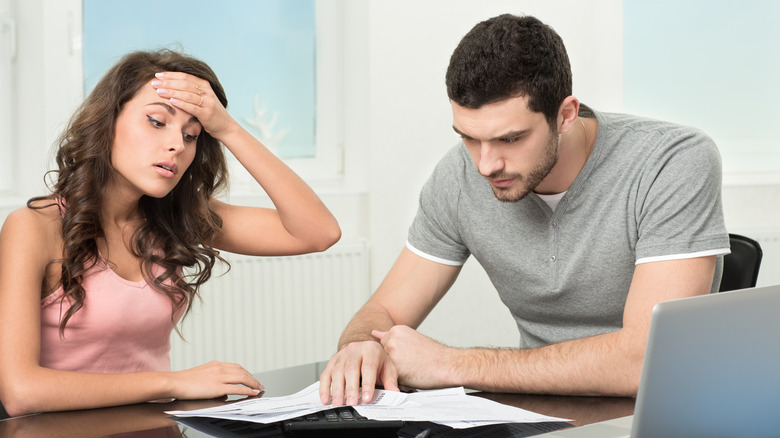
[29,50,230,335]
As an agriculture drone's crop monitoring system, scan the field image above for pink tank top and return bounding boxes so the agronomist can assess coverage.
[40,258,184,373]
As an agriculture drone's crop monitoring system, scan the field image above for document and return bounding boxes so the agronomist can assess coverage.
[167,382,570,429]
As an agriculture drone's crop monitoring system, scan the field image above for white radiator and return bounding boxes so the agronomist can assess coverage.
[170,240,370,373]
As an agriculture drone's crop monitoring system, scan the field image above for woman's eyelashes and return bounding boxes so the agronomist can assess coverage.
[147,114,199,144]
[147,114,164,128]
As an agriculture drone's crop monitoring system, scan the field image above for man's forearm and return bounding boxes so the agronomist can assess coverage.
[337,248,462,351]
[337,303,397,350]
[446,257,717,396]
[447,329,643,397]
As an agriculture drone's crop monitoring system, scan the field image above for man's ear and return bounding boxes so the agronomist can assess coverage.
[557,96,580,135]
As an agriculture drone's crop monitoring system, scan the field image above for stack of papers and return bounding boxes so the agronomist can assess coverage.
[167,382,570,429]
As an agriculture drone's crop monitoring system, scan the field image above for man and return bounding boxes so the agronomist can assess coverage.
[319,14,729,405]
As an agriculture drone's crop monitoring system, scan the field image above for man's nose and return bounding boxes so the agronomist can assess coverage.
[478,142,504,176]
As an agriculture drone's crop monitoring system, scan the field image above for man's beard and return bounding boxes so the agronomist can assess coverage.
[488,133,559,203]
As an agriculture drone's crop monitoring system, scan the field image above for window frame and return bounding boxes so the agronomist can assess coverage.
[0,0,16,194]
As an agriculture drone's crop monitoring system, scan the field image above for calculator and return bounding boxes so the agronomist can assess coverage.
[283,406,405,436]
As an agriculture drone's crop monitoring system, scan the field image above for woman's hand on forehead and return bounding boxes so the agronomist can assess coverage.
[150,71,234,139]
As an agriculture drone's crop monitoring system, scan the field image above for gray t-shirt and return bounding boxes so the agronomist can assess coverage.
[407,106,730,348]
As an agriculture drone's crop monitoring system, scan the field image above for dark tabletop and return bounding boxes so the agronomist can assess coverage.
[0,362,634,437]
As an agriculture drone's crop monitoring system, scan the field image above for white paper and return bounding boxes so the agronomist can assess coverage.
[354,386,569,429]
[167,382,570,429]
[166,382,406,424]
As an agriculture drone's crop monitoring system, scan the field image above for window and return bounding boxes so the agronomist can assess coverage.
[81,0,342,194]
[1,0,342,206]
[623,0,780,185]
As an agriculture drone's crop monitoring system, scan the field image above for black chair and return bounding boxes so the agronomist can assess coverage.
[719,233,763,292]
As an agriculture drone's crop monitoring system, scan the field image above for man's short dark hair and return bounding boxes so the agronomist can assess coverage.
[445,14,572,129]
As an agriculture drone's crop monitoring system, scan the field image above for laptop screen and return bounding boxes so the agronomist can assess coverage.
[632,285,780,438]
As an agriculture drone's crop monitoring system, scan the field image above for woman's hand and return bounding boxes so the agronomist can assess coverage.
[150,71,236,140]
[169,361,264,400]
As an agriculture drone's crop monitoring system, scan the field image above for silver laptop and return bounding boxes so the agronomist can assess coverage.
[537,284,780,438]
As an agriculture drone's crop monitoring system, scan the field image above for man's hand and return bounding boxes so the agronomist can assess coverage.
[373,325,455,390]
[318,340,400,406]
[318,248,463,404]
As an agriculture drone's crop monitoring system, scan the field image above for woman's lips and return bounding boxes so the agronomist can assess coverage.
[153,161,178,178]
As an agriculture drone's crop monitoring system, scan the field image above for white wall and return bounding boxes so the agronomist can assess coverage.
[2,0,779,353]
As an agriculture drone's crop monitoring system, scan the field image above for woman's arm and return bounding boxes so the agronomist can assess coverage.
[153,72,341,256]
[0,208,263,417]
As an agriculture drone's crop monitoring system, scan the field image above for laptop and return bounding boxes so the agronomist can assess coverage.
[535,284,780,438]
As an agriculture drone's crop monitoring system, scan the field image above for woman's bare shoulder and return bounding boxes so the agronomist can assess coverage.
[6,201,62,228]
[1,202,63,255]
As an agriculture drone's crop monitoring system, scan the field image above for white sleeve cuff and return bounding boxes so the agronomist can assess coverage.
[635,248,731,265]
[405,241,465,266]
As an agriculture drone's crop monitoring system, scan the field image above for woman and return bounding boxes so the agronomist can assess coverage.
[0,50,341,417]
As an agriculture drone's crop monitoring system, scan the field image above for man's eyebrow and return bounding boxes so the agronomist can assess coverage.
[452,125,530,141]
[452,126,471,138]
[147,102,199,124]
[492,130,529,141]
